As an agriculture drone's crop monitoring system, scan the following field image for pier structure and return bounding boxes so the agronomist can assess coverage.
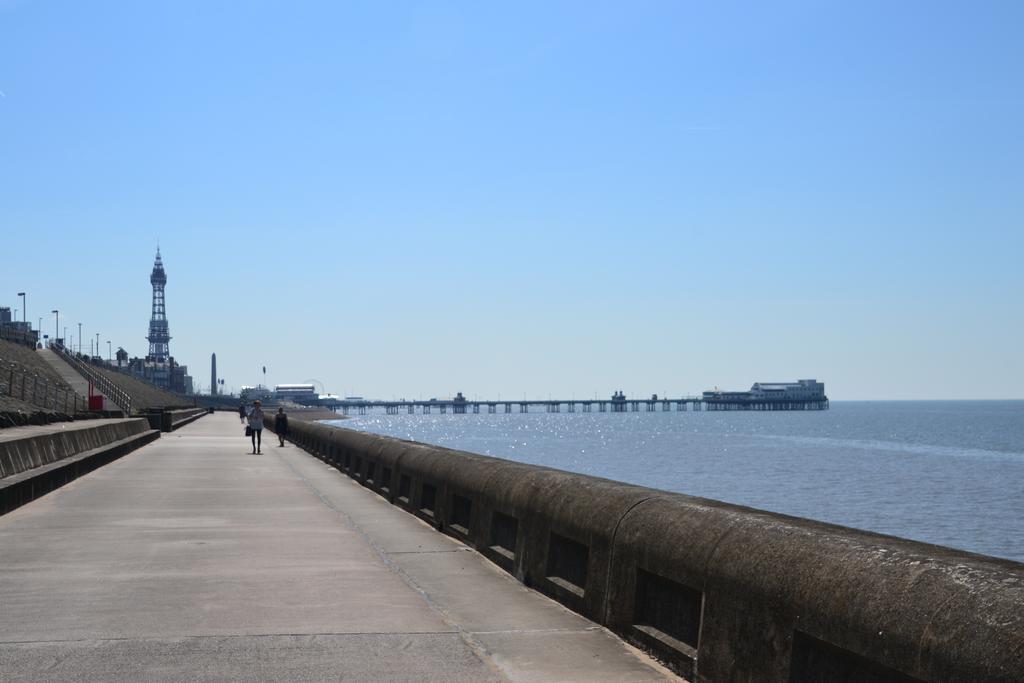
[703,397,830,411]
[330,393,828,416]
[345,395,707,416]
[277,381,830,416]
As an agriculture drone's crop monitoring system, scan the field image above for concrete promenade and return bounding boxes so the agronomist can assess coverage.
[0,413,677,682]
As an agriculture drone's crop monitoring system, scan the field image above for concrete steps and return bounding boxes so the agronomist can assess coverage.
[35,348,91,396]
[35,348,115,410]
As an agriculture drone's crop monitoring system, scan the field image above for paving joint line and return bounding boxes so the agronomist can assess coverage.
[387,549,466,555]
[0,630,462,646]
[468,626,603,635]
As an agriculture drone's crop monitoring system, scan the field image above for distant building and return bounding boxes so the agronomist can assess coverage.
[240,385,275,403]
[125,355,192,393]
[0,306,36,343]
[274,383,318,404]
[703,380,827,404]
[748,380,825,401]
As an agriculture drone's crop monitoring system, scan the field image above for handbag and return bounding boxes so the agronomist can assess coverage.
[245,426,253,437]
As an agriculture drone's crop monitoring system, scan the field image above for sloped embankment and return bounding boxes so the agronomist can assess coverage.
[0,338,86,427]
[84,364,194,411]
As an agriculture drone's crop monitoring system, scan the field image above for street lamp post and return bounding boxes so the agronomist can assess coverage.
[52,310,59,347]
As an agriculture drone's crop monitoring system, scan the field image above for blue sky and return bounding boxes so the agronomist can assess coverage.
[1,1,1021,400]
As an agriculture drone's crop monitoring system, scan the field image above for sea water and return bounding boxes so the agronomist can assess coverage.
[326,400,1024,562]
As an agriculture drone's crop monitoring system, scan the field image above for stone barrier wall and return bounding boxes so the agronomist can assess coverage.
[142,407,207,432]
[0,418,159,514]
[165,407,207,431]
[267,416,1023,682]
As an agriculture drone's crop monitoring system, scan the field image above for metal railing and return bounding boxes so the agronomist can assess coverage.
[0,358,89,414]
[51,345,133,416]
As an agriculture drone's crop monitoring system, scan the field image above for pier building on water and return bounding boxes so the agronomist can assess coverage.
[702,379,829,411]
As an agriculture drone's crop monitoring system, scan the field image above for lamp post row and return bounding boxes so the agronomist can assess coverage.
[12,292,118,362]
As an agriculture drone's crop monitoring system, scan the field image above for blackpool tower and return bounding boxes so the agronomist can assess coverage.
[146,248,171,362]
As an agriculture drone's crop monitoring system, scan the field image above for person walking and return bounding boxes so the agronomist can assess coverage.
[238,403,246,423]
[247,400,265,454]
[276,407,289,447]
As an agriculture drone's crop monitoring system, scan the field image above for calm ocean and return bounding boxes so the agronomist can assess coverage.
[325,400,1024,563]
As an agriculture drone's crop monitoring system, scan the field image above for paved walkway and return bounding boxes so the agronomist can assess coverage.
[0,413,677,682]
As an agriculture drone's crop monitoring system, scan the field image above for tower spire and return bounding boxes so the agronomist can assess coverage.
[146,248,171,361]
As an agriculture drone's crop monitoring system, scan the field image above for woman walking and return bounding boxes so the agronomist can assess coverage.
[247,400,265,454]
[238,403,246,423]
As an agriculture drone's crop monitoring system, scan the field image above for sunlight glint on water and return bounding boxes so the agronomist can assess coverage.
[327,401,1024,562]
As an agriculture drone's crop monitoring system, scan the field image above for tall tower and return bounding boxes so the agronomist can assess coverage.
[146,248,171,362]
[211,353,218,396]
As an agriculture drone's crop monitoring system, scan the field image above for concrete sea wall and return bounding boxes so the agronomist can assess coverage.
[0,418,159,514]
[142,407,207,432]
[267,416,1023,682]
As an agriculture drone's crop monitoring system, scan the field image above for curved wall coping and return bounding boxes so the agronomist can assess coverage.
[267,416,1023,682]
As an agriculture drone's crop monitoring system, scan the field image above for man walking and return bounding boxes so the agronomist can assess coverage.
[276,407,289,447]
